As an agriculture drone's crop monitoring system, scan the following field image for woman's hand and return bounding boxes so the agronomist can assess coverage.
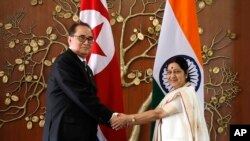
[111,113,133,130]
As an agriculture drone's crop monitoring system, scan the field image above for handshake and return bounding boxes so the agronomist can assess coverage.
[110,113,136,130]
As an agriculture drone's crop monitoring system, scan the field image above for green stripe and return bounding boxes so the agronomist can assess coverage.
[150,79,165,140]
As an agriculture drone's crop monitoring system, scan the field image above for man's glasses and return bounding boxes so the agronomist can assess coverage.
[71,35,94,44]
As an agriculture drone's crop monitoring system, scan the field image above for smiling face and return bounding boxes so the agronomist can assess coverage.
[166,62,187,90]
[68,25,93,58]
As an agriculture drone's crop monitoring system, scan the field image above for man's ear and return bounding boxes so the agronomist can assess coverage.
[68,36,71,43]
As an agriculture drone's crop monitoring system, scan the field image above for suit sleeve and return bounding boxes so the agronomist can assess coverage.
[54,60,113,125]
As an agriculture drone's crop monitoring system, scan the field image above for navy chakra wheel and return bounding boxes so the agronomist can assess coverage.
[159,55,201,94]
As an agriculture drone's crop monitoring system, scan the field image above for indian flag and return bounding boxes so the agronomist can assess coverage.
[151,0,204,138]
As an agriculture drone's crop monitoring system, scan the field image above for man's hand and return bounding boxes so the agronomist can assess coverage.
[111,113,133,130]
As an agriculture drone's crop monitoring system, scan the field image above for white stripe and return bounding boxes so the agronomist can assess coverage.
[97,125,107,141]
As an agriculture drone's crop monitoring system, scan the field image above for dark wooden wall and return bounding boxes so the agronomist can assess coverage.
[0,0,250,141]
[231,0,250,124]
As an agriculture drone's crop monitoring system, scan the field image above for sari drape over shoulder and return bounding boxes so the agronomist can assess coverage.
[153,83,210,141]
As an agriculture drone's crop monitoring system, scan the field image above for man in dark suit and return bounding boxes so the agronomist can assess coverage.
[42,22,117,141]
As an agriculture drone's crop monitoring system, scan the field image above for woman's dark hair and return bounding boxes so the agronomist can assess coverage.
[165,56,190,82]
[68,22,92,36]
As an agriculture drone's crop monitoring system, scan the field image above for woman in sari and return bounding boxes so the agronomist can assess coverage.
[111,56,209,141]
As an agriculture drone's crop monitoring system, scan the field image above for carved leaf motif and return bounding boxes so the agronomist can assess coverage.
[9,41,15,48]
[134,78,140,85]
[40,115,44,120]
[11,95,19,102]
[31,116,39,122]
[4,98,11,105]
[4,23,12,30]
[25,75,32,82]
[2,75,8,83]
[18,64,25,72]
[46,26,53,35]
[15,39,20,44]
[30,40,38,47]
[25,60,29,65]
[130,34,137,41]
[27,121,33,130]
[219,96,226,103]
[204,0,213,5]
[207,50,213,57]
[198,27,204,34]
[217,127,224,134]
[148,27,154,34]
[110,19,116,25]
[49,34,57,40]
[213,67,220,74]
[153,19,159,26]
[38,39,45,46]
[15,59,23,64]
[64,13,72,19]
[5,93,10,97]
[116,16,124,23]
[198,1,206,9]
[44,60,52,66]
[55,5,62,12]
[203,45,208,52]
[137,33,144,40]
[25,117,30,121]
[155,24,161,32]
[127,72,136,79]
[0,71,4,77]
[25,45,32,53]
[39,120,45,127]
[30,0,38,6]
[58,12,64,18]
[229,33,237,40]
[72,15,79,22]
[33,75,38,80]
[146,69,153,76]
[32,46,39,52]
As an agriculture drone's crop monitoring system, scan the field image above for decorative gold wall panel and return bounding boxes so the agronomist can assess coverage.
[0,0,241,141]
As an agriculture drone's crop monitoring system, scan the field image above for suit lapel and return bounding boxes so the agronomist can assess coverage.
[66,49,97,89]
[85,65,96,87]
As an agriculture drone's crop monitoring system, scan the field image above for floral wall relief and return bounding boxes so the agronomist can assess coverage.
[0,0,80,129]
[0,0,240,141]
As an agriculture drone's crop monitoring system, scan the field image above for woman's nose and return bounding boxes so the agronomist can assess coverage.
[168,73,176,79]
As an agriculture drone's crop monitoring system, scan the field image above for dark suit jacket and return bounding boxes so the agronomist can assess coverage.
[42,49,113,141]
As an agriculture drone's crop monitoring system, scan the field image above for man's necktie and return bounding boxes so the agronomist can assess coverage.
[82,61,92,77]
[82,61,87,71]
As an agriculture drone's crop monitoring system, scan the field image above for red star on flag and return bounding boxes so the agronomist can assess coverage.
[91,22,106,56]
